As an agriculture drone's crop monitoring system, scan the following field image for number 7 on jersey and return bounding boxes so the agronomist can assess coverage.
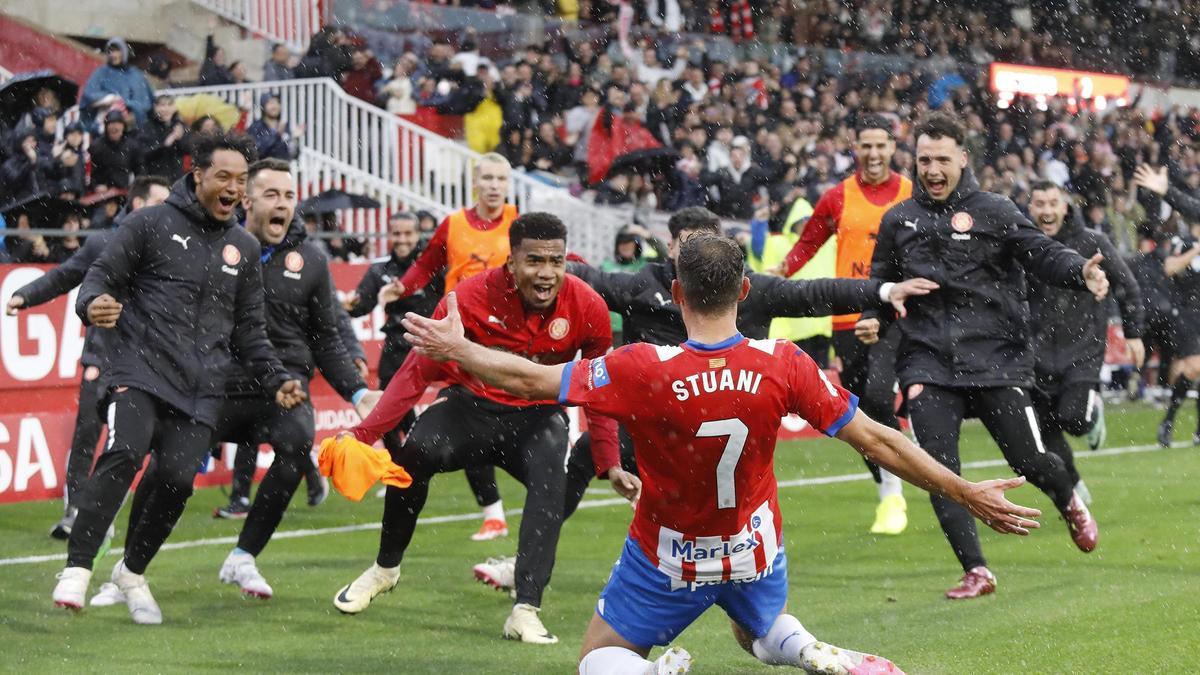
[696,418,748,509]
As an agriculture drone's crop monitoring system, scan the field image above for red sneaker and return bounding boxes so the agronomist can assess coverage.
[470,518,509,541]
[945,566,996,600]
[1061,493,1098,552]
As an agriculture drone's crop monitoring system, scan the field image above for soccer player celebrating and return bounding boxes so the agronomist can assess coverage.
[6,175,171,540]
[1026,180,1144,503]
[51,135,306,623]
[378,152,518,541]
[772,114,914,535]
[402,233,1042,675]
[859,112,1107,599]
[332,213,629,644]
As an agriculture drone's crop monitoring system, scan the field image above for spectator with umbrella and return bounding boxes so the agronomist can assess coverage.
[297,190,378,261]
[0,69,79,133]
[0,195,86,263]
[80,38,155,126]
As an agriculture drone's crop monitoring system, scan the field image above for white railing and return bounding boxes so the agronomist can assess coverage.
[191,0,322,53]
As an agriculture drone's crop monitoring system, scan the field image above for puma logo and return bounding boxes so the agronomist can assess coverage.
[172,234,192,250]
[903,220,918,230]
[654,292,671,307]
[487,315,507,328]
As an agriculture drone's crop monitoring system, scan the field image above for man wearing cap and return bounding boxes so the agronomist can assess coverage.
[80,37,155,126]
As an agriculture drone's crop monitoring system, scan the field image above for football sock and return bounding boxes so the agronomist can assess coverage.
[578,646,653,674]
[482,500,506,522]
[752,613,817,666]
[232,547,252,558]
[1164,377,1192,423]
[877,469,903,499]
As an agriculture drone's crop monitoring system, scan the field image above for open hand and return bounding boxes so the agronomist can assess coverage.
[959,476,1042,535]
[888,277,940,317]
[1131,164,1168,196]
[402,292,467,361]
[378,280,405,306]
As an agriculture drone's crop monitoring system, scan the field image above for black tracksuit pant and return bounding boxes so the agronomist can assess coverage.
[833,326,901,484]
[67,387,213,573]
[376,386,569,607]
[562,426,637,520]
[1032,378,1100,487]
[63,370,107,511]
[378,343,500,510]
[906,384,1076,572]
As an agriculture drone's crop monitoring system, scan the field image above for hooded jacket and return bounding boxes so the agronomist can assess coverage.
[568,258,886,346]
[223,219,366,399]
[76,176,293,427]
[1029,207,1143,384]
[79,38,156,125]
[866,168,1090,389]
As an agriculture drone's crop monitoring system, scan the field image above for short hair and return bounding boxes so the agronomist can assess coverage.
[129,175,170,202]
[247,158,292,189]
[1029,179,1062,195]
[667,206,721,240]
[476,152,512,171]
[388,210,417,224]
[191,133,257,169]
[509,212,567,249]
[154,94,174,104]
[913,112,966,146]
[677,233,745,314]
[856,113,894,138]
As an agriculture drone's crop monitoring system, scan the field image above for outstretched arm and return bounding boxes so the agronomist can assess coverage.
[835,410,1042,535]
[401,292,564,401]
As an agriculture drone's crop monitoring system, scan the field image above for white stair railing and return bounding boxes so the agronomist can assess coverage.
[190,0,323,53]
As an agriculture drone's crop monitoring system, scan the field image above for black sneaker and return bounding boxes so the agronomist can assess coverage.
[1157,420,1174,448]
[50,508,77,540]
[307,475,328,507]
[214,498,251,519]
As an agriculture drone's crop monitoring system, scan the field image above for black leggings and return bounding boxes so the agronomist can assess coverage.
[379,344,499,510]
[1033,380,1099,486]
[377,386,569,607]
[63,369,107,510]
[906,384,1075,572]
[67,388,213,573]
[833,326,900,484]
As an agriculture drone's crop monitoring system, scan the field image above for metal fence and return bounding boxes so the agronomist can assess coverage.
[190,0,324,53]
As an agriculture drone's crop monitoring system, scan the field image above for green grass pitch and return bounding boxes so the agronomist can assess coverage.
[1,402,1197,673]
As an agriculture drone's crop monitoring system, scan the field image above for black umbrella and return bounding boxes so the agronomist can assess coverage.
[0,70,80,127]
[298,189,381,214]
[606,147,680,180]
[1,193,86,228]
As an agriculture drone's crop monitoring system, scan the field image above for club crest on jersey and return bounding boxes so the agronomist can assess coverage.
[222,244,242,266]
[589,358,611,389]
[285,251,304,272]
[548,317,570,340]
[951,211,974,233]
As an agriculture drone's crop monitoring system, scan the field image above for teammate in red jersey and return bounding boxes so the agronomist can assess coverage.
[330,213,631,645]
[403,233,1042,674]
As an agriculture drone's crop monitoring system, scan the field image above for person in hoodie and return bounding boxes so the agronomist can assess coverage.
[138,95,187,181]
[52,134,305,624]
[6,175,172,540]
[858,112,1110,600]
[0,130,53,207]
[246,93,303,161]
[96,159,378,603]
[80,38,155,126]
[1026,181,1144,505]
[88,110,141,190]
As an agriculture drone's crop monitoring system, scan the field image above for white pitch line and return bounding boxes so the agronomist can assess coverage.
[0,441,1180,567]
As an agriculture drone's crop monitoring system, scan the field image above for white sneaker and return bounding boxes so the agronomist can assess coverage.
[473,555,516,593]
[111,560,163,625]
[52,566,92,611]
[799,641,902,674]
[333,563,400,614]
[502,602,558,644]
[652,646,693,674]
[219,551,273,599]
[90,582,126,607]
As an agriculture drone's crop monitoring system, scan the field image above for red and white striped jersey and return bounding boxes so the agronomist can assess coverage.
[559,332,858,582]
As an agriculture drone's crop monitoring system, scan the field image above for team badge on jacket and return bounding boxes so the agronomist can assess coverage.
[222,244,242,265]
[951,212,974,233]
[548,317,570,340]
[285,251,305,272]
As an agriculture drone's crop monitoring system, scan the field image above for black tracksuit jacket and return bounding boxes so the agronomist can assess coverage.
[865,169,1090,389]
[223,219,366,400]
[1029,210,1143,385]
[348,243,442,354]
[568,258,886,344]
[76,176,293,427]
